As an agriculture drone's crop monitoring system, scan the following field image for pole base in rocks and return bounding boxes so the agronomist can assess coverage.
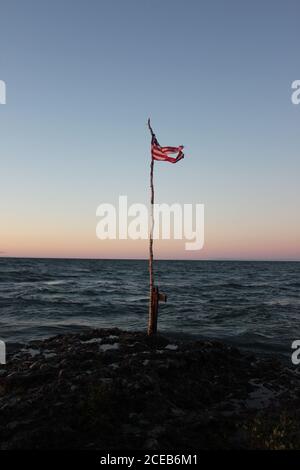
[147,286,167,336]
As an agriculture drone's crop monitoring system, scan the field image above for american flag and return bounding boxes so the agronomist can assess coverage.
[151,132,184,164]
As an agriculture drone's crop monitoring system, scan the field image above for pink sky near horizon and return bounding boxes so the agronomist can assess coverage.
[1,217,299,260]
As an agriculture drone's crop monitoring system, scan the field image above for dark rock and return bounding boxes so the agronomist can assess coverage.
[1,328,300,450]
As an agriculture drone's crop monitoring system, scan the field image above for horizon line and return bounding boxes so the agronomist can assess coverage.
[0,255,299,263]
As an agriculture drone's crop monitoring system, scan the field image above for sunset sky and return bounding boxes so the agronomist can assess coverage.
[0,0,299,260]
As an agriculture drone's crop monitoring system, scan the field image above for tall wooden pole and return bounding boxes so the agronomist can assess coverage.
[147,119,167,336]
[148,155,156,335]
[147,119,158,335]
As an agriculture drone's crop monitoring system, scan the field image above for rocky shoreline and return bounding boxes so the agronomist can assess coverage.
[1,328,300,450]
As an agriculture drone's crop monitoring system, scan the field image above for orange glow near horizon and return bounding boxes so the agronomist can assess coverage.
[1,224,299,260]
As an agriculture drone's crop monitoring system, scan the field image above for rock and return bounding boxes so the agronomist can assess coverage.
[1,328,300,450]
[165,344,178,351]
[7,420,22,431]
[144,438,159,450]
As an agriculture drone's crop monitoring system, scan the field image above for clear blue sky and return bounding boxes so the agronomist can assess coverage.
[0,0,299,259]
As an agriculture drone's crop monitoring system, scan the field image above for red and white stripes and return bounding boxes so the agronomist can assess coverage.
[151,143,184,164]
